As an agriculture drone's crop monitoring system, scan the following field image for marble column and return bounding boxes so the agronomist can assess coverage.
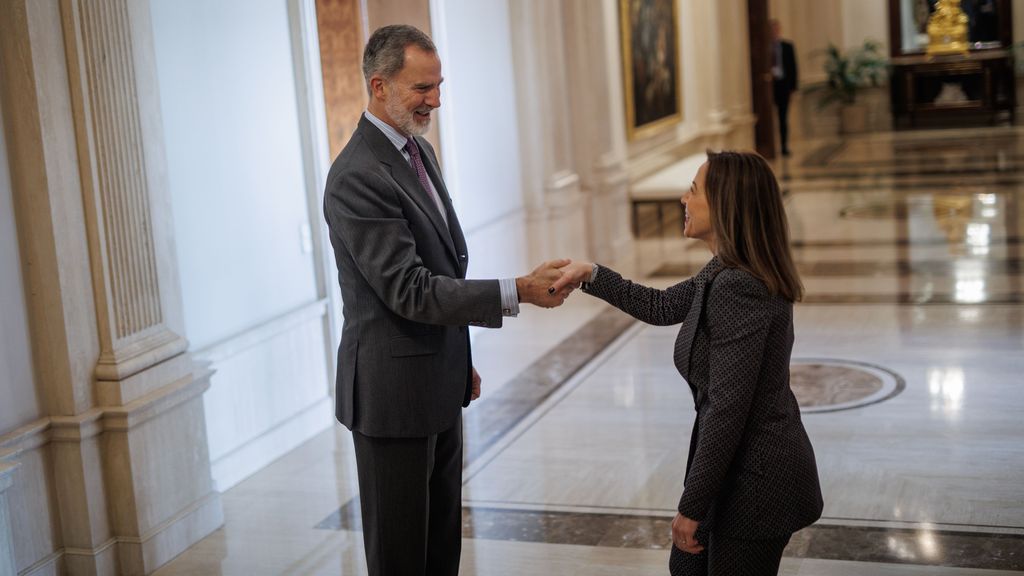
[563,0,633,265]
[508,0,588,262]
[717,0,757,149]
[691,0,731,149]
[0,0,222,574]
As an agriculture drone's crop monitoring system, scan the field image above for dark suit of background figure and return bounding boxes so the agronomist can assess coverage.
[772,39,798,156]
[324,114,502,576]
[584,257,823,576]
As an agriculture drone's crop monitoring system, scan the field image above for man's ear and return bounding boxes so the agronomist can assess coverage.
[370,76,386,101]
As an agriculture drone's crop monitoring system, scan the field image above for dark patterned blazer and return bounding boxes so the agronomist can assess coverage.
[584,256,823,539]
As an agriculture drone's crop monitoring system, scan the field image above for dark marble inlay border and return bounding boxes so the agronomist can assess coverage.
[791,358,905,413]
[789,236,1024,248]
[799,293,1024,305]
[648,261,1023,304]
[801,133,1024,169]
[801,141,847,167]
[319,309,639,532]
[781,178,1024,192]
[801,153,1024,172]
[787,165,1024,180]
[462,308,636,464]
[317,504,1024,571]
[651,259,1022,279]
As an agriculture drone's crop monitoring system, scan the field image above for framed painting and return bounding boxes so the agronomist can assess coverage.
[620,0,683,140]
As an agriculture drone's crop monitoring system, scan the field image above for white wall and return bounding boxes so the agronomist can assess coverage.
[150,0,333,490]
[431,0,530,279]
[151,0,319,350]
[0,93,40,435]
[842,0,889,52]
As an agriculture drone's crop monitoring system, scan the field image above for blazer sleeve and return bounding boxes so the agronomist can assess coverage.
[582,265,697,326]
[677,270,772,521]
[324,165,502,327]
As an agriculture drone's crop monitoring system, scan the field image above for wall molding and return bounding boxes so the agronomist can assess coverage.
[193,299,328,364]
[192,298,335,491]
[0,369,212,451]
[210,396,333,491]
[17,549,62,576]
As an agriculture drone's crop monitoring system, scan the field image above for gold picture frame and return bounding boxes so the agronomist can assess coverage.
[620,0,683,141]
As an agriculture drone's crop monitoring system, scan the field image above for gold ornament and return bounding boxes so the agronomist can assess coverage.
[927,0,970,55]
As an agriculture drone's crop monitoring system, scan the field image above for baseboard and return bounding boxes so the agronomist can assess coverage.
[121,491,224,574]
[17,550,62,576]
[62,538,118,576]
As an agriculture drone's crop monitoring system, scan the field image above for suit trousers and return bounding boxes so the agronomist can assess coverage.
[773,82,792,154]
[669,523,791,576]
[352,414,463,576]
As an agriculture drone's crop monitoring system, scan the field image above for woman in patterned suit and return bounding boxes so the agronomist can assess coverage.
[552,151,823,575]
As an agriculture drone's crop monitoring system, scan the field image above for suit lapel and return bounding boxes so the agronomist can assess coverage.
[358,117,460,264]
[416,137,469,277]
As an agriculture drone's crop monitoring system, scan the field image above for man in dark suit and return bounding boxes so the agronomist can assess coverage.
[771,19,798,157]
[322,24,570,576]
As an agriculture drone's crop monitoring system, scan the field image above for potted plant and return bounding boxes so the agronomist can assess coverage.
[812,40,888,133]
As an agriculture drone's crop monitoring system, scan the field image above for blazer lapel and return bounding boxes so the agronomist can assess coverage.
[416,137,469,277]
[359,117,459,263]
[680,258,725,405]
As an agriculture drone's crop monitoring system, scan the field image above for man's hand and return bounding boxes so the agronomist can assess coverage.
[471,366,482,401]
[671,513,704,555]
[516,259,573,308]
[549,260,594,293]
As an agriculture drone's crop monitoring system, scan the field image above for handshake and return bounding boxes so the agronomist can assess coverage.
[515,259,595,308]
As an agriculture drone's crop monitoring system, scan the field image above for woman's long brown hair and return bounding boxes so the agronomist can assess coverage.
[704,150,804,302]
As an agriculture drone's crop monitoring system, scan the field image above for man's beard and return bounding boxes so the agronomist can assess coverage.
[384,89,432,136]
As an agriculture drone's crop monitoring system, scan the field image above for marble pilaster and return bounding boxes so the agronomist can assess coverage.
[0,0,222,573]
[508,0,588,262]
[563,0,633,265]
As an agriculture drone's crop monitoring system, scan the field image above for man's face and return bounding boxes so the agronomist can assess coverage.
[379,46,443,136]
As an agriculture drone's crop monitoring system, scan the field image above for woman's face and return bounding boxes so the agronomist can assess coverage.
[681,162,715,249]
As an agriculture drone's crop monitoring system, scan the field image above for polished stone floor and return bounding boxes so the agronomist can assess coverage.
[156,126,1024,575]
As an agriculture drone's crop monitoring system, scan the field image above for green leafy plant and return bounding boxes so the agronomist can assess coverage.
[812,40,888,108]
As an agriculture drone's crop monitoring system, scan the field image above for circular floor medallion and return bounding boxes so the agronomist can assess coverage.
[790,359,904,413]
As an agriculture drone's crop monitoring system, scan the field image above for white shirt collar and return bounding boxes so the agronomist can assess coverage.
[364,110,409,152]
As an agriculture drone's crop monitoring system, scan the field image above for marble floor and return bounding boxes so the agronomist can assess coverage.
[156,126,1024,575]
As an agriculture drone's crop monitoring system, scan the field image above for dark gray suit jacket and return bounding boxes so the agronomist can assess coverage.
[584,257,823,539]
[323,115,502,438]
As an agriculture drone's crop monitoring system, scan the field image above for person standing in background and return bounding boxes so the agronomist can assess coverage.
[771,19,798,157]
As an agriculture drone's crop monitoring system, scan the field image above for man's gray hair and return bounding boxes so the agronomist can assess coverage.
[362,25,436,95]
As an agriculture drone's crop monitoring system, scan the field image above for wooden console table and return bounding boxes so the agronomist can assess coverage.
[889,50,1016,128]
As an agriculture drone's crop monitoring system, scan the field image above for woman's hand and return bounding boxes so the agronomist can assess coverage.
[548,260,594,294]
[671,513,704,554]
